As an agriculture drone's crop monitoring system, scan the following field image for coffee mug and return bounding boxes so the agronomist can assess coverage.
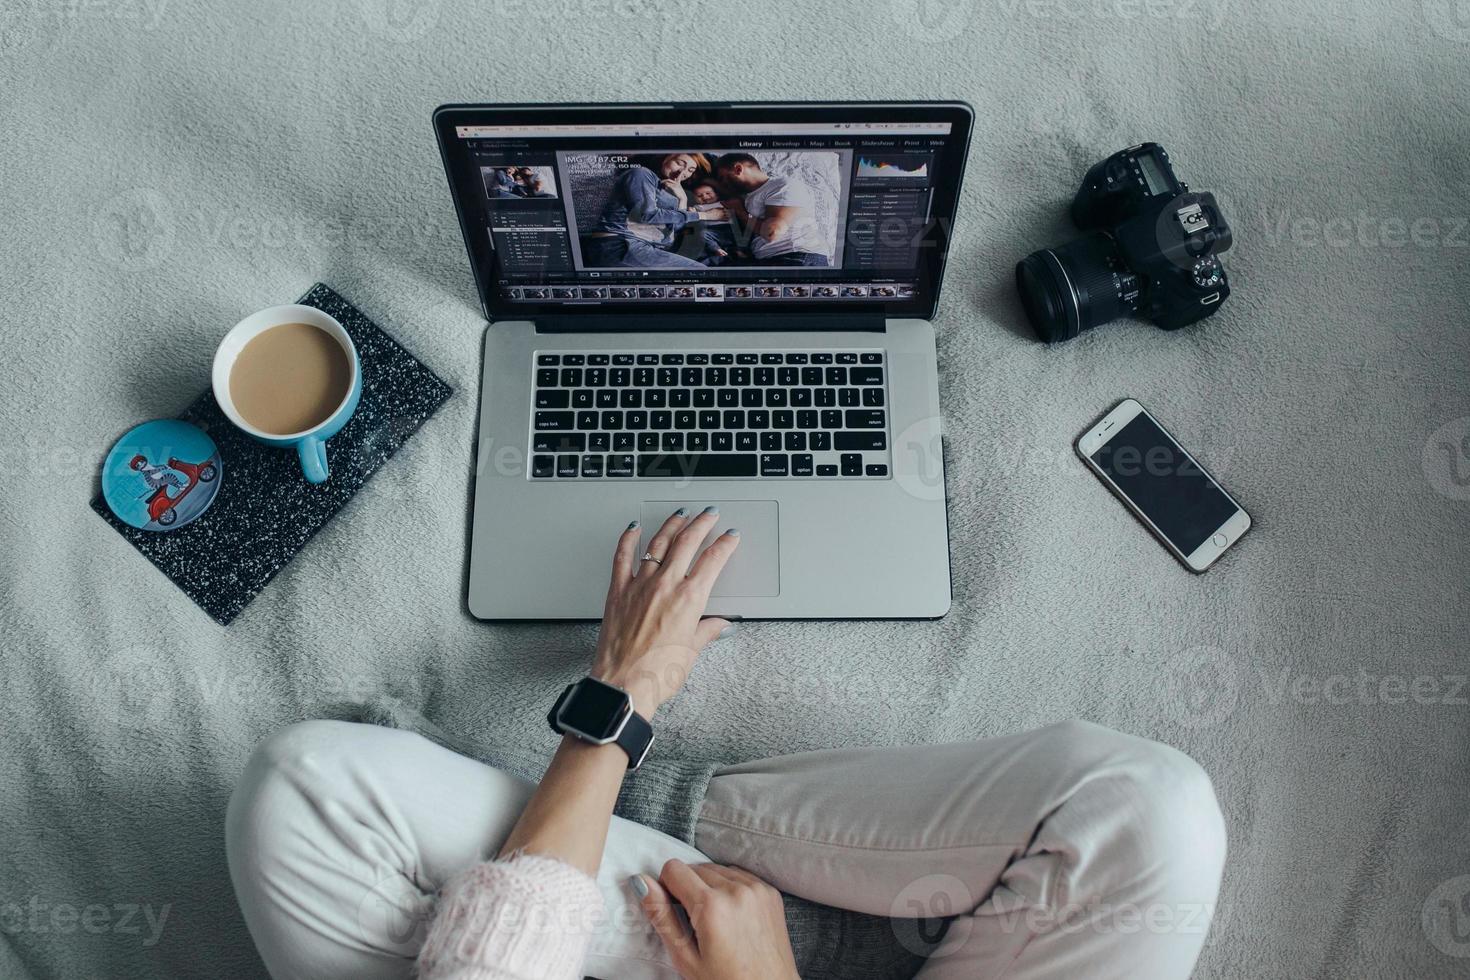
[212,304,361,484]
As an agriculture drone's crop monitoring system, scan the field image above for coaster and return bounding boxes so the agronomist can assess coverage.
[101,420,223,530]
[91,283,454,625]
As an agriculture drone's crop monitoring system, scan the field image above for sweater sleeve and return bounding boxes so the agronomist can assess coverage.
[416,853,605,980]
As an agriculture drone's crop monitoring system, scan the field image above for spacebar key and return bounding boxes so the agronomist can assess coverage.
[637,453,757,478]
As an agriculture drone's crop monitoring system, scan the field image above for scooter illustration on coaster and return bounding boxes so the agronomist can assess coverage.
[131,454,218,526]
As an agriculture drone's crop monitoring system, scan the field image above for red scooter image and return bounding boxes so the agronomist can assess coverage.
[130,454,219,527]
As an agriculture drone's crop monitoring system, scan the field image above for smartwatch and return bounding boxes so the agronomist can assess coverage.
[547,677,654,770]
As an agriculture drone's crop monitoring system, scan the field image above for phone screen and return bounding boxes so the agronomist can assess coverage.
[1089,411,1238,556]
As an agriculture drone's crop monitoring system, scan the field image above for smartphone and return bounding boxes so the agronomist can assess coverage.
[1076,399,1250,573]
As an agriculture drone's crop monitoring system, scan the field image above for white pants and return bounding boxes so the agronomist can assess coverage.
[226,719,1225,979]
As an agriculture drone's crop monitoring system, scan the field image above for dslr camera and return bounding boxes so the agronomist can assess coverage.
[1016,143,1232,343]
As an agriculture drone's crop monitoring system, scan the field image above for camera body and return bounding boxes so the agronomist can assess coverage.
[1016,143,1233,343]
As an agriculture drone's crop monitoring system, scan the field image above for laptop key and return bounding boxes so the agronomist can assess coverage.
[637,354,659,365]
[576,411,599,429]
[661,354,684,365]
[686,353,709,365]
[536,390,570,409]
[535,411,575,430]
[613,433,635,452]
[560,368,582,386]
[792,453,814,476]
[810,431,831,451]
[588,432,611,452]
[717,388,738,407]
[850,367,884,386]
[694,389,715,407]
[572,390,594,409]
[533,432,585,453]
[736,353,759,364]
[613,354,635,365]
[607,454,635,477]
[861,352,883,363]
[797,410,818,429]
[760,432,781,451]
[620,390,642,408]
[845,410,886,428]
[835,432,887,451]
[866,464,889,476]
[748,410,770,429]
[817,464,839,476]
[581,455,604,477]
[610,368,631,386]
[712,353,733,364]
[645,389,667,408]
[662,432,684,452]
[712,432,732,451]
[841,453,863,476]
[563,354,585,366]
[760,453,789,476]
[837,352,858,364]
[699,410,720,429]
[596,390,618,408]
[784,431,806,451]
[688,432,709,452]
[588,354,610,365]
[773,410,794,429]
[532,455,555,477]
[537,354,560,366]
[639,433,659,452]
[556,455,579,477]
[761,353,783,364]
[651,411,672,430]
[537,369,558,387]
[637,453,758,478]
[838,389,860,407]
[736,433,757,451]
[862,388,885,406]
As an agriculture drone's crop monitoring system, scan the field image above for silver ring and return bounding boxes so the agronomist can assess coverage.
[640,553,663,566]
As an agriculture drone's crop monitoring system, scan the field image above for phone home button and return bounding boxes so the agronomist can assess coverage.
[1211,532,1229,548]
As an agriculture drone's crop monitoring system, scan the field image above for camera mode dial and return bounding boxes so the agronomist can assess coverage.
[1191,255,1224,288]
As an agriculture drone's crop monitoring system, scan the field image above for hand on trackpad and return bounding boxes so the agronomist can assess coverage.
[638,500,779,597]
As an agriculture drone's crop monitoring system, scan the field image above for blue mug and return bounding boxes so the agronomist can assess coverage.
[212,304,361,483]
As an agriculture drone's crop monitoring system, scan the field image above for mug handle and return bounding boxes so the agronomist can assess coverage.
[298,437,329,484]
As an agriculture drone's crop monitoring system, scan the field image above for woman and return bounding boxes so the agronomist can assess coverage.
[227,507,1227,979]
[582,153,726,269]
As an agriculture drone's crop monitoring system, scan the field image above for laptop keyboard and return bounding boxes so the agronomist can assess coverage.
[528,351,891,480]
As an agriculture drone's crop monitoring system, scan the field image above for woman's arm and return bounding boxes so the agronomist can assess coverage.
[496,508,739,874]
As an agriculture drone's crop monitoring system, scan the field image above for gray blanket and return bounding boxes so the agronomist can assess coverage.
[2,1,1468,977]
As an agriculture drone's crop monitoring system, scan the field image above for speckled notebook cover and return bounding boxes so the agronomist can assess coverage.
[91,283,453,625]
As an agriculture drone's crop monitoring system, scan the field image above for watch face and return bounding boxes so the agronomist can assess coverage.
[558,679,631,741]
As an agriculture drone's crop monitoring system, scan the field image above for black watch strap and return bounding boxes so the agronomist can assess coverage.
[613,709,655,771]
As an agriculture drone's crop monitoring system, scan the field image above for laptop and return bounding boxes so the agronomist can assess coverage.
[435,101,972,620]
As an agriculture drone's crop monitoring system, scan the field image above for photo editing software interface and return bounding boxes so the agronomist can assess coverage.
[455,120,955,305]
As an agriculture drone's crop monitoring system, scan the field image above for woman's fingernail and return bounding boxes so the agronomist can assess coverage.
[725,528,741,537]
[674,507,688,517]
[718,624,737,639]
[628,874,649,899]
[627,520,640,530]
[702,505,720,516]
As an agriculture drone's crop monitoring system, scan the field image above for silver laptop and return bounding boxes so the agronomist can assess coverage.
[435,102,972,619]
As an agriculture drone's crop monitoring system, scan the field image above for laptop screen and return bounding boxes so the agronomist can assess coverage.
[434,103,973,320]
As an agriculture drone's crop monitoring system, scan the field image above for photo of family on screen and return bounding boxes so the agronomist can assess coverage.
[560,149,849,270]
[482,165,558,200]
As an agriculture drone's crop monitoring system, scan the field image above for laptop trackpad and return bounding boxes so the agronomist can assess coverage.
[638,500,779,597]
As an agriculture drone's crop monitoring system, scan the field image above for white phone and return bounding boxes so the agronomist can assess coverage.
[1076,399,1251,573]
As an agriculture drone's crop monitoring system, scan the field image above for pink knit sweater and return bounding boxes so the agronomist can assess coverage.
[417,853,605,979]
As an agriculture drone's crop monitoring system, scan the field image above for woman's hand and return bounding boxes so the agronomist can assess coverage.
[636,860,800,980]
[591,508,739,716]
[661,178,688,207]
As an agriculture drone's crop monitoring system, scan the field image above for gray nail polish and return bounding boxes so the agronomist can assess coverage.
[628,874,649,898]
[627,520,640,530]
[718,624,737,639]
[702,505,720,516]
[674,507,688,517]
[725,528,741,537]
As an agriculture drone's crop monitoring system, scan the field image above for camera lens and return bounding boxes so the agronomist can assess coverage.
[1015,233,1139,343]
